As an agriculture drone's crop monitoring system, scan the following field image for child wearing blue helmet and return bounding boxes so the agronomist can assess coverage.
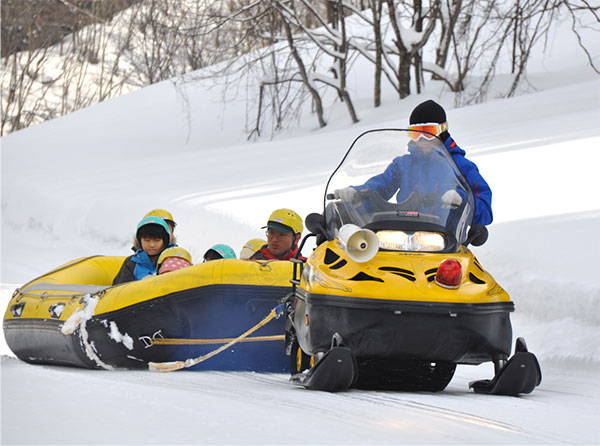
[113,216,171,285]
[203,244,237,262]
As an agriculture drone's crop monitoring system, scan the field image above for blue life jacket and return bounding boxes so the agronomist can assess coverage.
[132,249,158,280]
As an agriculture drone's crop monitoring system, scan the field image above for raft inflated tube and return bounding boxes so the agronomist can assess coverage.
[4,256,295,371]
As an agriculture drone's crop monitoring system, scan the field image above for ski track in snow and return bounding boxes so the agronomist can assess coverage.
[2,355,598,444]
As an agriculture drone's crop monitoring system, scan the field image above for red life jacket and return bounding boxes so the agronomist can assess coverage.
[251,245,306,261]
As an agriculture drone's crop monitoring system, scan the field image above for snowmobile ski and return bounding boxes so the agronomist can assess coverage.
[469,350,542,396]
[290,346,357,392]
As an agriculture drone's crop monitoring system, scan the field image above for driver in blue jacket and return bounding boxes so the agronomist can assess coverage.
[338,100,493,226]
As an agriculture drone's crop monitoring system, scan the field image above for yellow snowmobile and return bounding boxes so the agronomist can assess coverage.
[286,129,541,395]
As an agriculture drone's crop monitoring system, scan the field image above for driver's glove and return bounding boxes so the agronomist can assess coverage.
[335,187,358,202]
[420,193,439,207]
[441,190,462,209]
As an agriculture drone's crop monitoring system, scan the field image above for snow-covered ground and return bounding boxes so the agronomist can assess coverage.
[2,14,600,445]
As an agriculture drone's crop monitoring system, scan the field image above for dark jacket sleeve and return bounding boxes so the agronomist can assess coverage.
[112,255,136,285]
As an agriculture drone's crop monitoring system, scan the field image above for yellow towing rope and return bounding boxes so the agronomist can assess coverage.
[150,335,284,345]
[148,304,285,373]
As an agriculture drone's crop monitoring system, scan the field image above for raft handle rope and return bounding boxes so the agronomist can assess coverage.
[258,260,275,271]
[13,284,110,300]
[12,256,106,302]
[148,303,286,373]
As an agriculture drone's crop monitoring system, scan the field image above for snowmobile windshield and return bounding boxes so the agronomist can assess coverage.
[323,129,475,252]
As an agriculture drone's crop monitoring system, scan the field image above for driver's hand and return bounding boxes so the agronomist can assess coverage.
[442,190,462,208]
[335,187,358,202]
[420,193,439,207]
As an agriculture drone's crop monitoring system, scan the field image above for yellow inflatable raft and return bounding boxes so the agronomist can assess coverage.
[4,256,293,371]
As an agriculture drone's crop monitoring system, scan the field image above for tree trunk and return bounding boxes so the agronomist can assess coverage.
[435,0,462,73]
[371,0,383,107]
[414,0,423,94]
[282,20,326,128]
[337,0,358,123]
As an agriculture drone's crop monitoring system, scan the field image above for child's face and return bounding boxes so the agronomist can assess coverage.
[141,236,164,256]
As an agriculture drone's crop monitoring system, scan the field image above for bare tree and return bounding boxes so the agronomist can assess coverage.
[434,0,462,77]
[560,0,600,75]
[368,0,384,107]
[429,1,505,95]
[1,1,61,134]
[3,0,599,137]
[384,0,439,99]
[282,17,327,127]
[507,0,600,96]
[1,0,140,135]
[129,0,186,84]
[281,0,358,123]
[197,0,361,136]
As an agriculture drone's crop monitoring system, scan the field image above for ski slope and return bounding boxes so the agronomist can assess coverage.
[2,15,600,445]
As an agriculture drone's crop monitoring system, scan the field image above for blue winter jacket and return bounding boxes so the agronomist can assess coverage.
[131,250,158,280]
[112,249,158,285]
[445,136,493,226]
[359,134,493,226]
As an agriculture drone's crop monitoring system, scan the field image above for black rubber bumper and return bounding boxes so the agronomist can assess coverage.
[293,291,514,365]
[4,318,98,368]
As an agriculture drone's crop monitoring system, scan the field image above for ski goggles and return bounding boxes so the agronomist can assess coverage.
[408,122,448,141]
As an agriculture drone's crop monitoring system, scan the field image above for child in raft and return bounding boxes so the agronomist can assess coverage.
[202,244,237,262]
[156,246,193,274]
[112,216,171,285]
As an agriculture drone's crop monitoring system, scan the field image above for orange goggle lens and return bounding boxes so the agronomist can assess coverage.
[409,123,447,141]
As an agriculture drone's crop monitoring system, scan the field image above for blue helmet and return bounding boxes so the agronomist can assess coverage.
[136,216,171,248]
[204,243,237,261]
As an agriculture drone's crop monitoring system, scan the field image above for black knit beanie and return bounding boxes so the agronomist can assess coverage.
[409,100,449,141]
[409,100,447,124]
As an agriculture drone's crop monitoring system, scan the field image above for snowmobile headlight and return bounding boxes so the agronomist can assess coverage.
[377,231,409,250]
[412,231,446,251]
[377,231,445,252]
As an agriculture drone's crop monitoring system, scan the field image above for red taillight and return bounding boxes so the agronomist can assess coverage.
[435,259,462,289]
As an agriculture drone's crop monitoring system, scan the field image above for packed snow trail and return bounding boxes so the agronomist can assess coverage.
[2,356,598,444]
